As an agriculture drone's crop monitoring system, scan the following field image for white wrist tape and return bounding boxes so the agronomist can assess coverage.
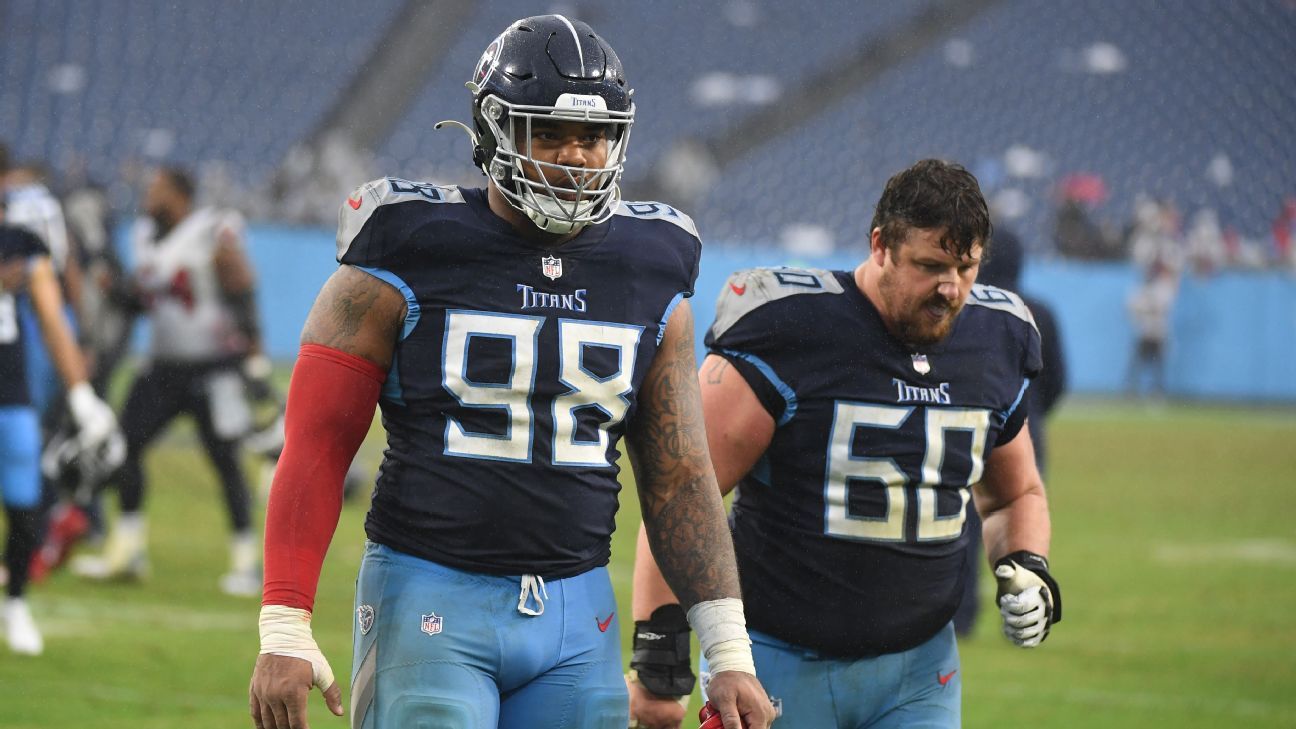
[258,605,336,691]
[687,598,756,676]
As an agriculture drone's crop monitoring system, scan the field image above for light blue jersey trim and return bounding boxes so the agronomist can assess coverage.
[656,291,688,345]
[355,266,421,340]
[716,348,797,426]
[997,377,1032,426]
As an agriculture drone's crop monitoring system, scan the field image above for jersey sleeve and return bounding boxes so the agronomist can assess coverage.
[703,267,844,425]
[0,224,50,262]
[335,177,462,269]
[997,305,1044,445]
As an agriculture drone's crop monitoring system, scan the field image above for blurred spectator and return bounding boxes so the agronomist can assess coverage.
[954,228,1067,637]
[1053,175,1122,260]
[1125,258,1178,399]
[1272,197,1296,269]
[1127,196,1183,273]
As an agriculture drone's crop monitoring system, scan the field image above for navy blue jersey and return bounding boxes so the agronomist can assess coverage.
[337,179,701,578]
[706,267,1042,657]
[0,225,49,406]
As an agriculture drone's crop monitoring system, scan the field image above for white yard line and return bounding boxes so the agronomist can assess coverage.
[1152,538,1296,565]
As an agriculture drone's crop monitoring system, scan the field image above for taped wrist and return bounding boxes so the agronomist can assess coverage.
[630,604,696,698]
[995,550,1062,623]
[687,597,756,677]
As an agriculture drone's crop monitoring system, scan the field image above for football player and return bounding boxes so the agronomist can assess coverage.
[629,160,1061,728]
[0,210,120,655]
[248,15,775,729]
[72,167,266,596]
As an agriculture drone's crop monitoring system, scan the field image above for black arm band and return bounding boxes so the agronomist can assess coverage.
[996,550,1062,623]
[226,288,261,345]
[630,603,696,698]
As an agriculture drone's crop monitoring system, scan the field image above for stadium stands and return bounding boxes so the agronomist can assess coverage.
[0,0,402,189]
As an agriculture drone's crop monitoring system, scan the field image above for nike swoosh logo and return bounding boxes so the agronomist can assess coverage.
[596,612,614,633]
[729,282,747,295]
[937,669,958,686]
[347,195,363,210]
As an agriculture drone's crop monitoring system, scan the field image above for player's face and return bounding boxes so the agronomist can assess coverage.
[874,226,982,348]
[142,172,173,221]
[515,119,611,199]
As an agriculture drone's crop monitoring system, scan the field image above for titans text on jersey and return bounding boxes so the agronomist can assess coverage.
[706,266,1042,657]
[337,177,702,579]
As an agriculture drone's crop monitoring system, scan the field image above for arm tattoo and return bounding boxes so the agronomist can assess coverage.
[703,357,730,385]
[628,303,742,608]
[300,267,403,364]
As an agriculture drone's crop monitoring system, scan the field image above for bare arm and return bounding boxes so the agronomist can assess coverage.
[251,264,404,729]
[626,302,741,609]
[28,256,88,388]
[973,422,1051,563]
[632,353,775,619]
[213,226,265,355]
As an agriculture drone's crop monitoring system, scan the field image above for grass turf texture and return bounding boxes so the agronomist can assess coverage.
[2,400,1294,727]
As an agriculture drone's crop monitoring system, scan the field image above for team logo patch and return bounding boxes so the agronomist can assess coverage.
[542,255,563,280]
[421,613,444,636]
[473,37,502,87]
[356,604,374,635]
[911,353,931,375]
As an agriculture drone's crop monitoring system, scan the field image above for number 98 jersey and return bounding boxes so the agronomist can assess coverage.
[336,178,701,579]
[706,267,1042,657]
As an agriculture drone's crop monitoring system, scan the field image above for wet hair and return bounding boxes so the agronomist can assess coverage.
[157,166,196,201]
[870,158,992,259]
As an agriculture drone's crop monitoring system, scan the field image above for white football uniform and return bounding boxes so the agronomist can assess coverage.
[132,207,248,362]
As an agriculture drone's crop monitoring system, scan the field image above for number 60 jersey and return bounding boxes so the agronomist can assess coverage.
[336,178,701,580]
[706,267,1042,657]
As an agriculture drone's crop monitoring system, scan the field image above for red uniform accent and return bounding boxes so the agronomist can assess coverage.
[261,344,385,610]
[699,702,724,729]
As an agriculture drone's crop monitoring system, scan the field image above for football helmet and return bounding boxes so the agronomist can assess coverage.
[438,15,635,235]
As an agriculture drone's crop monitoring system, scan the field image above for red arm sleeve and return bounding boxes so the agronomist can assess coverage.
[261,343,386,610]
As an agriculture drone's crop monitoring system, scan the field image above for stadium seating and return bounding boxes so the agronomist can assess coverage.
[0,0,401,187]
[689,0,1296,253]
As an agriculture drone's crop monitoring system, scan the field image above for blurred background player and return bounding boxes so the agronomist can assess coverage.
[629,160,1061,728]
[952,228,1067,637]
[0,207,121,655]
[249,15,774,729]
[72,166,268,596]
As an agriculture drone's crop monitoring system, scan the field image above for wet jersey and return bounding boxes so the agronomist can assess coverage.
[132,207,248,362]
[0,225,49,406]
[706,267,1042,657]
[336,179,701,578]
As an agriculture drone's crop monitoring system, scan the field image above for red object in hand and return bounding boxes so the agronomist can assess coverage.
[699,702,724,729]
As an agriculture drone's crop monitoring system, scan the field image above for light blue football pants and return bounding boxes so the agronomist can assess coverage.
[702,622,961,728]
[350,541,628,728]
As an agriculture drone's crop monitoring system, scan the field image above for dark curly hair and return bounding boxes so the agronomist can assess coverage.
[869,159,992,259]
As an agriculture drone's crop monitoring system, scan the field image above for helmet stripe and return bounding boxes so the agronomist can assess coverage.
[552,14,585,75]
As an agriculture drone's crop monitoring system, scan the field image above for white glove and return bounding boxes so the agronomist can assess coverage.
[258,605,337,694]
[67,382,126,468]
[994,552,1061,648]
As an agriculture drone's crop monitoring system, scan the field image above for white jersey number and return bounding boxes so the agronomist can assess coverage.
[442,311,642,466]
[824,402,989,542]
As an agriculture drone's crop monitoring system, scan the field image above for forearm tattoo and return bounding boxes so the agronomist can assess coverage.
[629,304,741,607]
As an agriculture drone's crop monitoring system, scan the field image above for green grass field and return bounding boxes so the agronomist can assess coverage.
[3,400,1295,728]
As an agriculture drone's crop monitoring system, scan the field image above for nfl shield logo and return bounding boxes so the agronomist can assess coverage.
[356,604,374,635]
[421,613,443,636]
[541,255,563,280]
[911,354,931,375]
